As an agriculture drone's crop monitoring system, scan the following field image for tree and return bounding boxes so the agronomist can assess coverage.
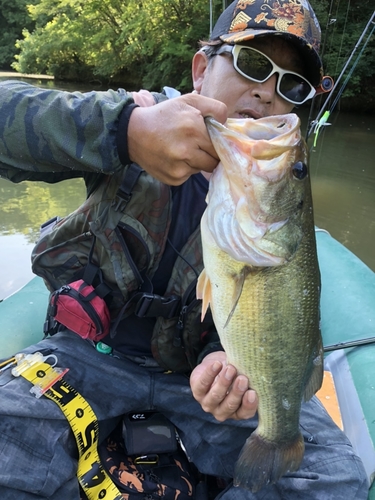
[0,0,37,70]
[13,0,222,91]
[138,0,220,90]
[310,0,375,109]
[10,0,375,106]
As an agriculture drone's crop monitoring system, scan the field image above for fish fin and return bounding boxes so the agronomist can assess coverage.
[234,431,305,493]
[304,337,324,401]
[224,267,249,329]
[196,269,211,321]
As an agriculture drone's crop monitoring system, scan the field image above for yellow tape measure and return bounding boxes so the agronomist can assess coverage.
[12,352,123,500]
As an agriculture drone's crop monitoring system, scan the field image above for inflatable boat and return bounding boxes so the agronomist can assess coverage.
[1,229,374,498]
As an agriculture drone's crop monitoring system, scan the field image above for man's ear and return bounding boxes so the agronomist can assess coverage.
[192,51,209,93]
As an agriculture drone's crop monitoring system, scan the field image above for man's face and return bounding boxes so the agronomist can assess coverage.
[192,36,307,118]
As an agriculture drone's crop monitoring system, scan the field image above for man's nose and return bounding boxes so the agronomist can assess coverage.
[250,74,278,103]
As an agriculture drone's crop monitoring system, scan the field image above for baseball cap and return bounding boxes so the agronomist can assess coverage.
[210,0,323,86]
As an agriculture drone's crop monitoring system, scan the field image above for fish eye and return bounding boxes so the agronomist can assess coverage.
[292,161,308,180]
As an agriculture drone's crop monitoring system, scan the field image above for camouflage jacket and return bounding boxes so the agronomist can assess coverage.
[0,81,221,373]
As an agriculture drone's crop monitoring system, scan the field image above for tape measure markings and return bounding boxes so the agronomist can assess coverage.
[14,357,123,500]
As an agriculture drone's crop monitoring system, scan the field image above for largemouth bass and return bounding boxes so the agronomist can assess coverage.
[197,114,323,492]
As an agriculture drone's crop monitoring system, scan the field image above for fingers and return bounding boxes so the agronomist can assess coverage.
[131,89,157,107]
[205,366,257,422]
[183,93,227,124]
[190,358,224,401]
[190,354,258,422]
[234,385,258,421]
[172,93,227,173]
[127,93,228,185]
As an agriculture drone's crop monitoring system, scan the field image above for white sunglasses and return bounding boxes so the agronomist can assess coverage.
[214,44,316,105]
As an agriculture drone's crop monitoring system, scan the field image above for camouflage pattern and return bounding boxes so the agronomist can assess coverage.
[31,165,210,372]
[31,166,171,308]
[152,227,206,371]
[0,80,214,373]
[0,81,135,183]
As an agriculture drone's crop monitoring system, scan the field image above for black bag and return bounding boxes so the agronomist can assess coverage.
[78,414,227,500]
[98,418,196,500]
[122,412,178,456]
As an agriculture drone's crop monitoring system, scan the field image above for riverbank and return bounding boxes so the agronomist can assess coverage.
[1,71,374,113]
[0,71,54,80]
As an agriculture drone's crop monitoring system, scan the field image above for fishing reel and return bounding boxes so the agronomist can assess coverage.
[315,76,334,95]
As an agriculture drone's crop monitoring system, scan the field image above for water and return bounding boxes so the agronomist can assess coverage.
[0,177,86,299]
[307,111,375,270]
[0,76,374,299]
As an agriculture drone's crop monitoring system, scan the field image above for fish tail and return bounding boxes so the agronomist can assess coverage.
[233,431,305,492]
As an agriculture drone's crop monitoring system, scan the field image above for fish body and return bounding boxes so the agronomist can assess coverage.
[197,115,323,492]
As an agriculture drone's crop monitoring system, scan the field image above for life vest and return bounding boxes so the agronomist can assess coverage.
[31,164,210,372]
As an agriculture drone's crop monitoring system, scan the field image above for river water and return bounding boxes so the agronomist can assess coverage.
[0,76,374,300]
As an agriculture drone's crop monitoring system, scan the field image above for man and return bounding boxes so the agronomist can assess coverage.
[0,0,368,498]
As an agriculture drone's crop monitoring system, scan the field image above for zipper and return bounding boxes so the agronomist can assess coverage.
[115,225,147,288]
[118,221,151,269]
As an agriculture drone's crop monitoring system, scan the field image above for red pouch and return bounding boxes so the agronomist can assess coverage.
[48,280,110,341]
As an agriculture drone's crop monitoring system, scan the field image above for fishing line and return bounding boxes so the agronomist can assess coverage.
[329,22,375,114]
[167,237,199,278]
[320,0,337,60]
[309,128,327,179]
[334,0,351,78]
[307,10,375,143]
[327,0,340,60]
[305,0,339,140]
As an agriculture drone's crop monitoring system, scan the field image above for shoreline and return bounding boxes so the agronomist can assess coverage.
[0,71,54,80]
[0,73,373,113]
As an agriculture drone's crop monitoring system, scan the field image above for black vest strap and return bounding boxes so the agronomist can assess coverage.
[109,292,182,338]
[112,163,143,212]
[82,237,112,299]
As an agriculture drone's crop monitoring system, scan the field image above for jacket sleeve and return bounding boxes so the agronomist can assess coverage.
[197,323,224,365]
[0,80,136,183]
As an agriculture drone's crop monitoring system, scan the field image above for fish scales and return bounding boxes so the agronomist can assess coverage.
[197,114,323,492]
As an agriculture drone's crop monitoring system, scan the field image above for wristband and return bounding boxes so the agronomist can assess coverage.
[116,103,139,165]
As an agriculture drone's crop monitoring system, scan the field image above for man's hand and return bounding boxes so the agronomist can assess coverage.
[127,93,227,185]
[190,351,258,422]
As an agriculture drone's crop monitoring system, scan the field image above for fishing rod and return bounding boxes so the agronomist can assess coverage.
[209,0,229,35]
[307,10,375,142]
[324,335,375,352]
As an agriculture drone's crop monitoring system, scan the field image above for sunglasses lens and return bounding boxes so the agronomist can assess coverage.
[279,74,312,103]
[234,46,314,105]
[236,49,273,82]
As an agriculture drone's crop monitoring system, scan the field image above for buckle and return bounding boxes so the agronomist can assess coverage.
[111,194,131,212]
[134,293,181,319]
[39,216,61,238]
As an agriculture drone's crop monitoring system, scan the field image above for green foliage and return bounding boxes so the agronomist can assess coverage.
[13,0,222,90]
[140,0,224,90]
[8,0,375,104]
[310,0,375,104]
[0,0,37,69]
